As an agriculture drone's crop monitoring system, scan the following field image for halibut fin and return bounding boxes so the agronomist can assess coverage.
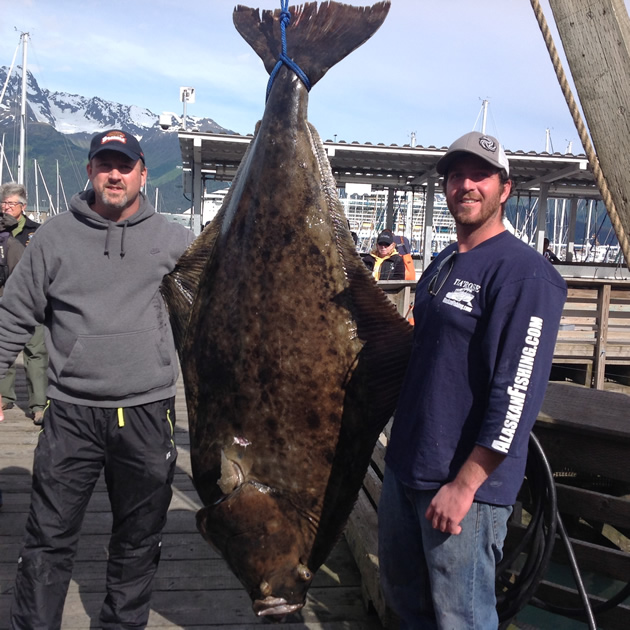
[160,136,259,356]
[160,230,214,357]
[233,1,391,87]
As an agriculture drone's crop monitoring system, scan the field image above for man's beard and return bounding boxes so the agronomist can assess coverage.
[97,187,129,209]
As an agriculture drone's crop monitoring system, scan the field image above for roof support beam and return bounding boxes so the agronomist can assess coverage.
[535,182,550,253]
[422,177,438,272]
[192,136,203,231]
[520,163,587,190]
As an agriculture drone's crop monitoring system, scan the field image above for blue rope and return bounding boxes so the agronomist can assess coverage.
[266,0,312,100]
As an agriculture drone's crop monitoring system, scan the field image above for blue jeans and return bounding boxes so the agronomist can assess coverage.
[378,467,512,630]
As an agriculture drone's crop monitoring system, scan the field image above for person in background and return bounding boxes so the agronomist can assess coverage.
[0,210,26,512]
[543,237,561,263]
[362,228,406,280]
[0,210,26,397]
[0,129,195,629]
[378,131,567,629]
[394,232,412,257]
[0,183,48,425]
[393,232,416,281]
[347,219,359,247]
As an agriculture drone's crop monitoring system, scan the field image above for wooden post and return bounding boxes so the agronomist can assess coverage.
[422,177,437,272]
[594,283,611,389]
[566,197,578,262]
[386,187,395,232]
[547,0,630,266]
[536,182,549,251]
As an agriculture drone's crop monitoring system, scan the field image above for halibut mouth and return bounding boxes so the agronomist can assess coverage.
[253,596,303,617]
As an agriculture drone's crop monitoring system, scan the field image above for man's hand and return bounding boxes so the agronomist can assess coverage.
[0,394,4,422]
[425,445,507,535]
[425,481,474,535]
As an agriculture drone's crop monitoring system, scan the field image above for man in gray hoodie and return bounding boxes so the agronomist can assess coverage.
[0,129,195,629]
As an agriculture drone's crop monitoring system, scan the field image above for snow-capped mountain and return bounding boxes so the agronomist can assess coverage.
[0,66,231,136]
[0,66,234,213]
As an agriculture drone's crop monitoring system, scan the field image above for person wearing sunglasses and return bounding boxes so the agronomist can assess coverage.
[0,183,48,426]
[362,228,406,280]
[379,131,567,629]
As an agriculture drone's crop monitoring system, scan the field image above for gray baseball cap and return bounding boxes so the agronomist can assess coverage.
[436,131,510,177]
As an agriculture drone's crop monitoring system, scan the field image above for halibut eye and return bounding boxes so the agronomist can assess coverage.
[297,563,312,581]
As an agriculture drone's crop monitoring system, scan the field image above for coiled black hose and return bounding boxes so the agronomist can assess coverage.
[493,431,630,630]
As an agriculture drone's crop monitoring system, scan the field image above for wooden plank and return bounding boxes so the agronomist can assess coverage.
[567,287,599,299]
[371,438,387,479]
[344,490,398,629]
[553,345,596,358]
[362,466,383,510]
[0,587,383,629]
[551,536,630,583]
[538,382,630,441]
[535,426,630,483]
[555,484,630,532]
[532,581,630,630]
[505,522,630,583]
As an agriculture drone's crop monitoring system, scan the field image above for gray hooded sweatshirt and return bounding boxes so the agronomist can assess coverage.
[0,190,195,407]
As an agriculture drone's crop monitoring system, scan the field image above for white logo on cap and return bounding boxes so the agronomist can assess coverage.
[479,136,497,153]
[101,132,127,146]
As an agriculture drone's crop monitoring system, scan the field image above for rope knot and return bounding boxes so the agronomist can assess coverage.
[279,8,291,26]
[266,0,312,100]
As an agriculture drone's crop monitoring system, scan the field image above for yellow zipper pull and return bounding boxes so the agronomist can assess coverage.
[167,408,174,446]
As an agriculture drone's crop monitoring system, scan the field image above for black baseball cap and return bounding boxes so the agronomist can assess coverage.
[88,129,145,163]
[377,230,394,246]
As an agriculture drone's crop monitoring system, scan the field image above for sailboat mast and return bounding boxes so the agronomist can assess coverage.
[0,133,4,184]
[17,32,29,186]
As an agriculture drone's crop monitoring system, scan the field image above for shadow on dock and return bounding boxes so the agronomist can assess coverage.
[0,362,382,629]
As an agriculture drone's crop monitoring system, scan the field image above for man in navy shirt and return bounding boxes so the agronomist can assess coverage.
[378,131,567,629]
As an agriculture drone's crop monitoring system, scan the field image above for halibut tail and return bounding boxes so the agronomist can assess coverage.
[233,1,391,88]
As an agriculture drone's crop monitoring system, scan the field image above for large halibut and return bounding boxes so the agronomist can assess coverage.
[161,0,412,618]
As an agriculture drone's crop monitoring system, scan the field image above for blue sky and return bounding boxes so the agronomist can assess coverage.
[1,0,626,153]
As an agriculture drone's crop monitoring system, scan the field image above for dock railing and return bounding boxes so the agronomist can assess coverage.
[377,276,630,390]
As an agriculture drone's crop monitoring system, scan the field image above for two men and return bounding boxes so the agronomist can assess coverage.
[0,130,194,629]
[379,132,567,629]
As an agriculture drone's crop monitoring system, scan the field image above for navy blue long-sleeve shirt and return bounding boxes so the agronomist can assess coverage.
[385,231,567,506]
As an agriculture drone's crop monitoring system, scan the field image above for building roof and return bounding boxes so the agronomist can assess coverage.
[178,131,599,200]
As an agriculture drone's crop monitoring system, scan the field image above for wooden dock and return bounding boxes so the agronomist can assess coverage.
[0,359,383,629]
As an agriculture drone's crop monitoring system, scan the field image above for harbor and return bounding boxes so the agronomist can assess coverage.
[1,1,630,628]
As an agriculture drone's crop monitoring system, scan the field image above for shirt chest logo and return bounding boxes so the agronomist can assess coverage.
[441,278,480,313]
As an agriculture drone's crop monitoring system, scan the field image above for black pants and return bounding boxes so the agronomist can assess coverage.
[10,397,178,630]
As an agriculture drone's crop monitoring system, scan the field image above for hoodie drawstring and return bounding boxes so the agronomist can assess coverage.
[104,222,112,257]
[120,220,128,258]
[104,220,128,258]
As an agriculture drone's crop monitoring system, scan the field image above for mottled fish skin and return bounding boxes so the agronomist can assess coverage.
[161,0,409,617]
